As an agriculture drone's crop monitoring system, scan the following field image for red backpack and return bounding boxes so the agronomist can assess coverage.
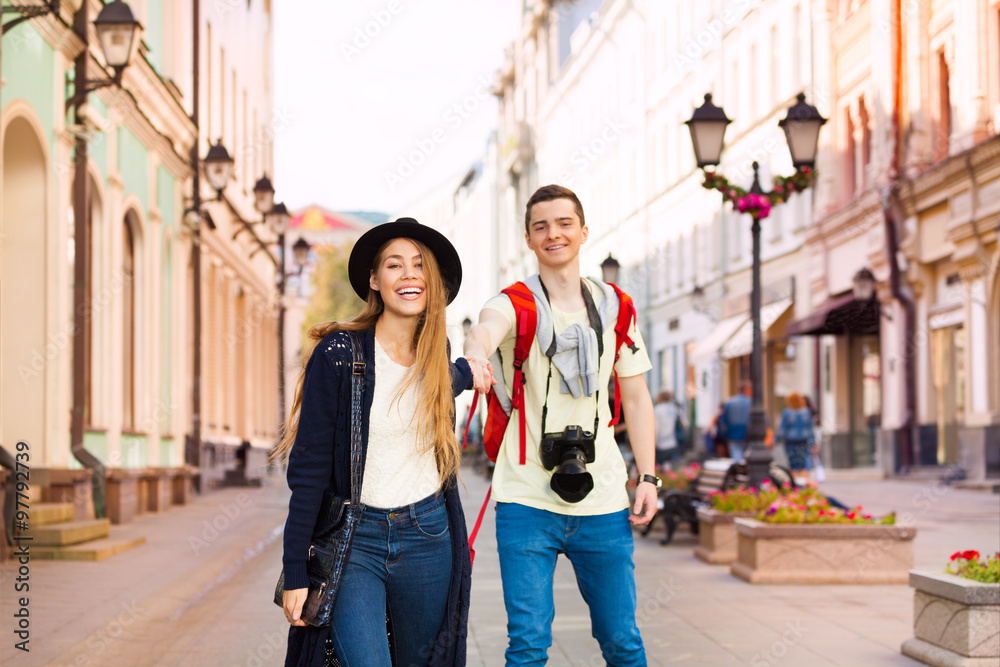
[462,280,638,563]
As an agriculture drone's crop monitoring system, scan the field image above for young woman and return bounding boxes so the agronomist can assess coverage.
[274,218,481,667]
[776,392,815,486]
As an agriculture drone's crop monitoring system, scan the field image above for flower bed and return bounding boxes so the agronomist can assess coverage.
[901,558,999,666]
[694,482,826,565]
[656,463,700,491]
[730,518,916,584]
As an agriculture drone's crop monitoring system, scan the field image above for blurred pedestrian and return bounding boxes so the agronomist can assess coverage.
[777,391,815,487]
[273,219,476,666]
[653,390,685,468]
[718,380,753,461]
[704,402,728,458]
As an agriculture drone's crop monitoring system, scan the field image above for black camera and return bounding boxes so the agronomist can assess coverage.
[540,425,596,503]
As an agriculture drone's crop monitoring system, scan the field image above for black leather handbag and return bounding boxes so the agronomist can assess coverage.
[274,330,366,628]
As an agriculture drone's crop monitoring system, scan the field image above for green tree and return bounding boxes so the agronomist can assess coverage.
[301,242,364,343]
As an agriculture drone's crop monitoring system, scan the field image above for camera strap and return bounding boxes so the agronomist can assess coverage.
[538,279,604,439]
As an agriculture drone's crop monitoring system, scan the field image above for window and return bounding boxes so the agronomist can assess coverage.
[122,215,136,432]
[859,96,871,185]
[206,25,212,140]
[220,47,225,141]
[845,106,856,198]
[934,50,951,161]
[792,5,801,89]
[770,25,779,107]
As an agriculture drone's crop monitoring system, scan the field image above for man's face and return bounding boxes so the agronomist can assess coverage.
[525,198,588,268]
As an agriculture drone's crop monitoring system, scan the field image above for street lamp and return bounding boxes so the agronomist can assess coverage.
[852,267,877,302]
[267,202,292,431]
[203,140,234,200]
[691,284,718,322]
[253,174,276,215]
[66,0,140,520]
[292,237,311,269]
[686,92,826,488]
[601,253,621,284]
[184,142,236,475]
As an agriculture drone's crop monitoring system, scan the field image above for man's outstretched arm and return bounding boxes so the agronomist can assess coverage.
[463,307,511,393]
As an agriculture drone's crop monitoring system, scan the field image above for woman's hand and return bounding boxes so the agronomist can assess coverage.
[283,588,309,627]
[465,356,496,394]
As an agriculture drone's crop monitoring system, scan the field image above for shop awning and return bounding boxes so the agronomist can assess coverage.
[690,313,750,362]
[721,298,794,359]
[786,292,880,336]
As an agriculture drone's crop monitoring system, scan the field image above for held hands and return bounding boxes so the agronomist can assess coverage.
[629,481,658,526]
[465,356,496,394]
[283,588,308,627]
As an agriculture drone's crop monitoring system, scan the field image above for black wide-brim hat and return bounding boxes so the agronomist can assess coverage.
[348,217,462,304]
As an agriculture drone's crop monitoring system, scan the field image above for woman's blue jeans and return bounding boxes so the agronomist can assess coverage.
[496,502,646,666]
[329,492,452,667]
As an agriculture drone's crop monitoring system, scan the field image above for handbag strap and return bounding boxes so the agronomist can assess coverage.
[347,331,366,506]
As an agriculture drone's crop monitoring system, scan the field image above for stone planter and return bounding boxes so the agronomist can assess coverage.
[901,570,1000,666]
[730,518,916,584]
[694,508,757,564]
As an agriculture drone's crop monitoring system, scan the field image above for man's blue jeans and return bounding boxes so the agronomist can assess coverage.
[329,493,452,667]
[495,502,646,666]
[728,439,746,462]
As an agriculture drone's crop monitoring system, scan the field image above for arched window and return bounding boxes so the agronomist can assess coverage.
[123,213,136,431]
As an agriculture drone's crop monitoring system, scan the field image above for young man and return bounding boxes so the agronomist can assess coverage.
[719,380,753,462]
[464,185,657,666]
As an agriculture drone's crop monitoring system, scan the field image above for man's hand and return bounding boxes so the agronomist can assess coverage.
[629,481,658,526]
[465,356,496,394]
[463,308,512,394]
[283,588,309,627]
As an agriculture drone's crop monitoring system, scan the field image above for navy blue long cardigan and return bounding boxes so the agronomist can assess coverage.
[282,326,473,666]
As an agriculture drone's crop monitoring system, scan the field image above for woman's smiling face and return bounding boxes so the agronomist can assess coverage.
[370,237,426,317]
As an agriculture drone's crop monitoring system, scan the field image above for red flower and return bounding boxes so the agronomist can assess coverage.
[951,551,962,561]
[962,550,981,561]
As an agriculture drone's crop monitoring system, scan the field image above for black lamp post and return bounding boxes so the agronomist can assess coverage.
[253,175,276,216]
[601,253,621,284]
[65,0,140,519]
[292,237,311,269]
[183,141,236,475]
[852,267,877,302]
[203,140,235,200]
[686,92,826,488]
[267,202,292,433]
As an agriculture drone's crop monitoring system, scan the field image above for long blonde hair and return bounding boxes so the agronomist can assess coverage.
[270,238,460,483]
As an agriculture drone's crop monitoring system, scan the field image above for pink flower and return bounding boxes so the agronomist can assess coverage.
[774,184,784,193]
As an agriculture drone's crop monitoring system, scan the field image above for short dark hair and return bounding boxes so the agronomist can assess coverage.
[524,184,586,234]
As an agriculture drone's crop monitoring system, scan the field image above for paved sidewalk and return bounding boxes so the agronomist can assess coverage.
[1,467,996,666]
[463,470,1000,666]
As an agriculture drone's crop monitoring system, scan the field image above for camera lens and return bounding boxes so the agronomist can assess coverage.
[550,447,594,503]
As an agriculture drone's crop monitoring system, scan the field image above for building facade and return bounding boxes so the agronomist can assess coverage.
[0,0,284,509]
[491,0,999,478]
[795,0,1000,477]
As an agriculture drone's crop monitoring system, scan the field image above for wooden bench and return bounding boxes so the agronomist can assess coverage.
[646,458,794,545]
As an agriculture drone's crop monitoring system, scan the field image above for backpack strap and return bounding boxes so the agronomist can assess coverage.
[468,483,492,567]
[502,282,537,465]
[607,282,638,427]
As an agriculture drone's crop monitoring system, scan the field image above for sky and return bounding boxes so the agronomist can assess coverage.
[274,1,521,215]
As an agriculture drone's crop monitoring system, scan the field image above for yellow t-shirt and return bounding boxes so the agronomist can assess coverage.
[484,279,651,515]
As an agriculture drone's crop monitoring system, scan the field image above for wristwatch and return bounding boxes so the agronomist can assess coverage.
[639,474,662,488]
